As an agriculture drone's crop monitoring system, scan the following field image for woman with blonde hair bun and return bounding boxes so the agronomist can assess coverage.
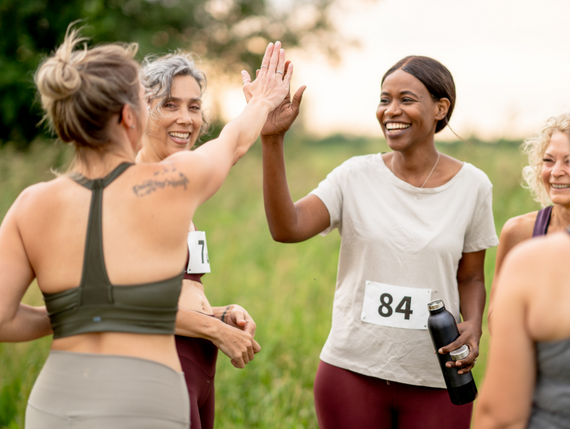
[488,112,570,326]
[0,26,291,428]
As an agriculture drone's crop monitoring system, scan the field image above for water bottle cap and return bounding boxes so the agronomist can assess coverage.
[427,299,444,311]
[450,345,470,361]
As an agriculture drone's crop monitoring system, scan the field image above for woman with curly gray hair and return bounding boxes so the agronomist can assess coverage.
[488,112,570,326]
[136,52,259,429]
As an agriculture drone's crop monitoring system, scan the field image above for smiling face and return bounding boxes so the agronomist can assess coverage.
[541,131,570,206]
[144,75,203,159]
[376,70,448,153]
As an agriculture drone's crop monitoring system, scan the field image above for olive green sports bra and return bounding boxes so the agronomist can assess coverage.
[43,163,183,340]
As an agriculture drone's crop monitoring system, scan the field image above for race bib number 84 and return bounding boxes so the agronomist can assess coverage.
[361,281,431,330]
[186,231,211,274]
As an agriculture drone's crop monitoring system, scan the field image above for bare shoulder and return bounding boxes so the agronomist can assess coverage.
[514,230,570,257]
[500,231,568,279]
[129,161,192,198]
[9,177,69,212]
[500,212,537,248]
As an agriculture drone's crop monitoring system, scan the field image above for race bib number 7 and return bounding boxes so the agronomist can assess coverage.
[361,281,431,330]
[186,231,211,274]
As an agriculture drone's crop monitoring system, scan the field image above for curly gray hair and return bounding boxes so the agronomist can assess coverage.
[522,112,570,207]
[141,50,208,139]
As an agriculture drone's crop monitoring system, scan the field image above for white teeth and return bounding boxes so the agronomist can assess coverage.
[385,123,410,131]
[169,132,190,139]
[551,184,570,189]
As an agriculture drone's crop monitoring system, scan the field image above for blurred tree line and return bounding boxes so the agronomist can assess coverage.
[0,0,350,149]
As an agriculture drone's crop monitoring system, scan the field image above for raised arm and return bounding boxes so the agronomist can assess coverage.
[166,42,292,208]
[259,77,330,243]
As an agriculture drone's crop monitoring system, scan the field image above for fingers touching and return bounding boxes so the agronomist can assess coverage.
[258,42,275,78]
[242,40,293,90]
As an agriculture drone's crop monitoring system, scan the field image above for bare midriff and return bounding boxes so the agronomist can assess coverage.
[178,279,214,315]
[51,333,182,371]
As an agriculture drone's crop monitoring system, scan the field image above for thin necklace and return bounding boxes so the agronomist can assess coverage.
[391,152,440,189]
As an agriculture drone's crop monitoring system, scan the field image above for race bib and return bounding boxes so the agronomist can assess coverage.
[186,231,210,274]
[361,281,431,330]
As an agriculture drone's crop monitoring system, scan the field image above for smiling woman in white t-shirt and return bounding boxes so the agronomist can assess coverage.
[260,56,499,428]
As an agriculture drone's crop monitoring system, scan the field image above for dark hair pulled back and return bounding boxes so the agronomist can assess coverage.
[381,56,456,133]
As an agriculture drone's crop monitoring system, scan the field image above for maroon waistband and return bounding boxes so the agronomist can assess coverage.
[184,272,204,282]
[175,333,218,378]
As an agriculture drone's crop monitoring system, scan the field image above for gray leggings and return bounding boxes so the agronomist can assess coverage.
[26,351,190,429]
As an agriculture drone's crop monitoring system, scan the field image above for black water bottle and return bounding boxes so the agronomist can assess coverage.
[427,299,477,405]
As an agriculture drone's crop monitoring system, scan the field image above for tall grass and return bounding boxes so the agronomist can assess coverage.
[0,136,539,428]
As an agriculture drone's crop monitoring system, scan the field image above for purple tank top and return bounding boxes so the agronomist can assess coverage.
[532,206,553,237]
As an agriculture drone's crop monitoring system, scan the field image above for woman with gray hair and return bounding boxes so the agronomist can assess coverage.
[136,51,259,429]
[488,112,570,326]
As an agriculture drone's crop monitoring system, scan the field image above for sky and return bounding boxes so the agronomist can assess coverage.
[221,0,570,141]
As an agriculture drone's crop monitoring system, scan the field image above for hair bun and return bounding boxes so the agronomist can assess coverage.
[35,28,85,108]
[37,58,82,104]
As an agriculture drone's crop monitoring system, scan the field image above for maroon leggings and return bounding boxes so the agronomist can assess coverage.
[314,361,472,429]
[175,335,218,429]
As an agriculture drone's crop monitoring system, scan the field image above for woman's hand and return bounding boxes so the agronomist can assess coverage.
[217,304,257,336]
[212,304,260,368]
[261,63,306,137]
[439,249,486,374]
[175,305,260,369]
[211,320,261,369]
[438,319,482,374]
[242,41,292,112]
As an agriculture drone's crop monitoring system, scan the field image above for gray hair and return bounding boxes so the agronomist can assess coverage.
[141,50,208,139]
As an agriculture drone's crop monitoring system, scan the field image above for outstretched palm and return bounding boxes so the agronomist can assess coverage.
[261,66,306,137]
[244,60,306,137]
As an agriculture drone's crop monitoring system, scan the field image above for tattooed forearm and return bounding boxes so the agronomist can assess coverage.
[133,170,190,197]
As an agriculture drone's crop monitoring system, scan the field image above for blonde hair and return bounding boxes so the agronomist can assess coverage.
[35,27,141,162]
[522,112,570,207]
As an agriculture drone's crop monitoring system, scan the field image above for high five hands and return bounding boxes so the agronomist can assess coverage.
[242,42,306,136]
[241,41,294,113]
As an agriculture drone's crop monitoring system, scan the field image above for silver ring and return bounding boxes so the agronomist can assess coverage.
[260,65,268,68]
[276,71,283,74]
[242,79,251,84]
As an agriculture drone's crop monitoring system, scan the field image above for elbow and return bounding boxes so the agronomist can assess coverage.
[474,403,528,429]
[268,225,299,243]
[232,146,248,166]
[269,229,290,243]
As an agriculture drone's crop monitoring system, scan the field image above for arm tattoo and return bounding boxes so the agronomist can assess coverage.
[132,167,189,197]
[221,305,231,323]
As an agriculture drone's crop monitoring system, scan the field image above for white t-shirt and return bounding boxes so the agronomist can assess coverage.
[310,153,499,388]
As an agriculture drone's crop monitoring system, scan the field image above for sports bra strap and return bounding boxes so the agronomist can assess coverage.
[72,163,133,305]
[72,162,133,190]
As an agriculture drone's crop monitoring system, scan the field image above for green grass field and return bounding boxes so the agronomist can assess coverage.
[0,135,540,428]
